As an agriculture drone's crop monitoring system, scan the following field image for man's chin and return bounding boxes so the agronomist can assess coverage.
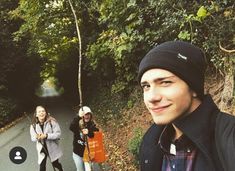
[152,116,172,125]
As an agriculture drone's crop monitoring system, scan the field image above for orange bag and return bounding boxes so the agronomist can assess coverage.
[83,131,107,163]
[83,139,95,162]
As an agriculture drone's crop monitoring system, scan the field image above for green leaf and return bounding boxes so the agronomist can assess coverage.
[178,30,190,40]
[127,0,136,7]
[197,6,207,18]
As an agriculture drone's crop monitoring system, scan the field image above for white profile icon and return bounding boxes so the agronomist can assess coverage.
[14,151,22,160]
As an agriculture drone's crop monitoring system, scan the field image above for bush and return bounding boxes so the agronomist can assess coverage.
[0,97,17,128]
[128,127,144,164]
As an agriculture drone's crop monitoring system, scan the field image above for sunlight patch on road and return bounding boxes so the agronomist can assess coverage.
[39,79,60,97]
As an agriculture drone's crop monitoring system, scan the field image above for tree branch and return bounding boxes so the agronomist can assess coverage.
[219,42,235,53]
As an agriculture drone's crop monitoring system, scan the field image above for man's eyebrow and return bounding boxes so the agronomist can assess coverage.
[141,75,175,84]
[140,81,148,85]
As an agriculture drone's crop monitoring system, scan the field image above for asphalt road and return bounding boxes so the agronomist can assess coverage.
[0,97,90,171]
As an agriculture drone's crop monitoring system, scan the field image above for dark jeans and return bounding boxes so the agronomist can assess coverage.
[40,152,63,171]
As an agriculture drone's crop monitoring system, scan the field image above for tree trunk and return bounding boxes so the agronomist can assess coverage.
[219,65,234,114]
[68,0,83,106]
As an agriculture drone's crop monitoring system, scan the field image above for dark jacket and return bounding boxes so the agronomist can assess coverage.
[139,95,235,171]
[69,116,99,157]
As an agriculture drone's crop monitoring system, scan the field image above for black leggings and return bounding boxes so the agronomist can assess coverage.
[40,153,63,171]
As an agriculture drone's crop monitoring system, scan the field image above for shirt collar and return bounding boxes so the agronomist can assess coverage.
[159,124,196,155]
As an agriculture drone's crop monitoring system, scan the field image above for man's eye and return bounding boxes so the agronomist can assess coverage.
[161,80,172,86]
[141,84,150,90]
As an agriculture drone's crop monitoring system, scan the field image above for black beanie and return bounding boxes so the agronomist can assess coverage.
[138,41,206,99]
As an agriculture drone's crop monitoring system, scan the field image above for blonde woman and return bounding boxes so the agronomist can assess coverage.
[30,105,63,171]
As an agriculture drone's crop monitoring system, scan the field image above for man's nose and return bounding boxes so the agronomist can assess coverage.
[146,87,162,102]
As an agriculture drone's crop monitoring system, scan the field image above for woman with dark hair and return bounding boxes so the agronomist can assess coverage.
[30,105,63,171]
[70,106,99,171]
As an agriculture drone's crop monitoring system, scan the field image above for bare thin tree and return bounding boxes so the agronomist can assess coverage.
[68,0,83,106]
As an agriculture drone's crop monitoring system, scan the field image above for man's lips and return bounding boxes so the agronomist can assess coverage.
[149,104,171,113]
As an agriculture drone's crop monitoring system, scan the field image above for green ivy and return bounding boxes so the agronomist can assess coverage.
[128,127,144,164]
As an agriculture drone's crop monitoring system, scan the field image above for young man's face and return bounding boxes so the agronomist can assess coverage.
[140,68,200,125]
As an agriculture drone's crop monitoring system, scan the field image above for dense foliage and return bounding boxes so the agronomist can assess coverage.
[86,0,234,94]
[14,0,235,97]
[0,0,42,127]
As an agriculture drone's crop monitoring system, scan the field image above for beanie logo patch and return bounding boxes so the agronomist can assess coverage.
[177,53,188,60]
